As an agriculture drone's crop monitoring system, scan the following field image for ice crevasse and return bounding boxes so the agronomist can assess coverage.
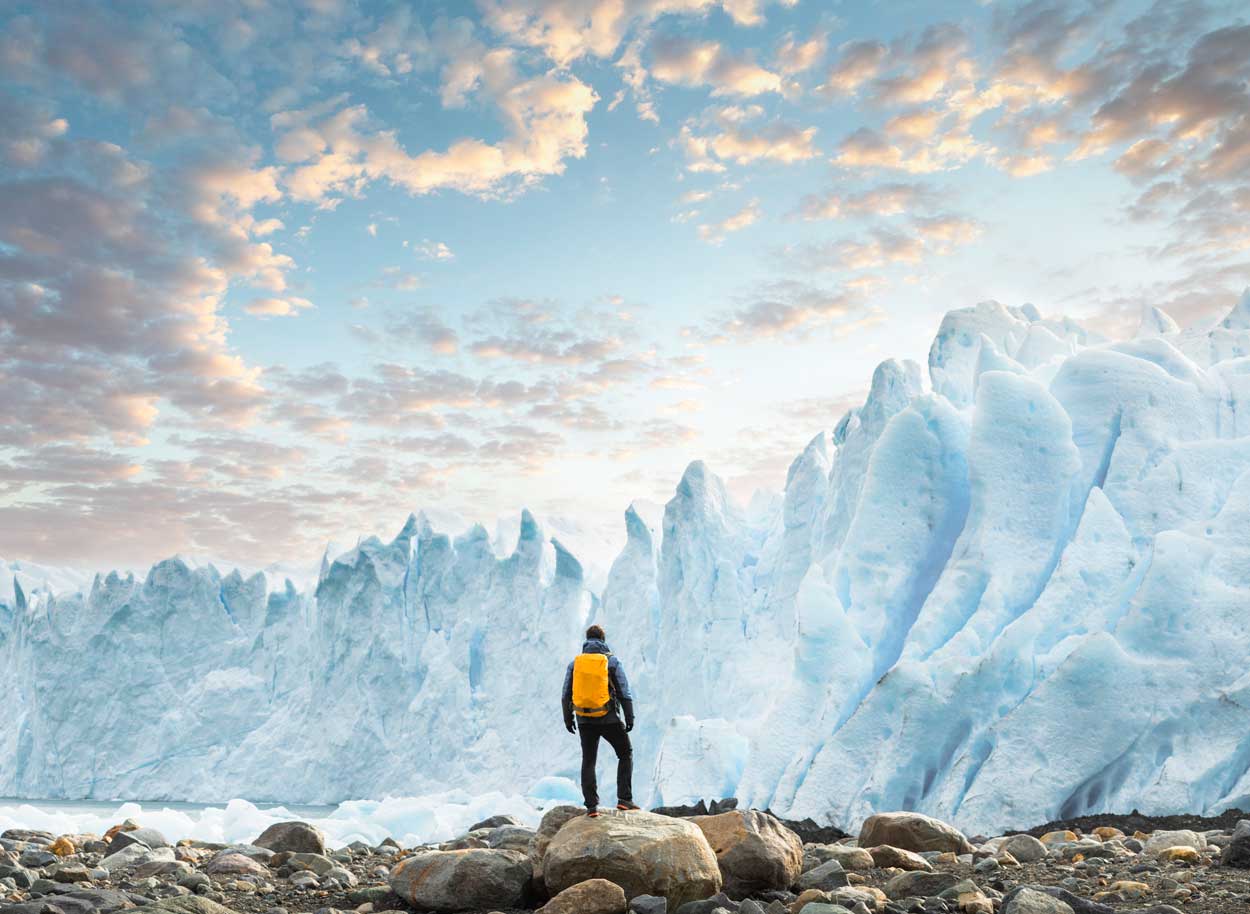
[6,293,1250,836]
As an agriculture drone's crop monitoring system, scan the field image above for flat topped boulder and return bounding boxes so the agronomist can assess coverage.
[389,848,532,912]
[690,809,802,897]
[253,821,326,855]
[543,810,721,909]
[858,812,973,855]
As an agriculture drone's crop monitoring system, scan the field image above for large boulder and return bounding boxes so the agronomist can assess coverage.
[690,810,802,897]
[1219,820,1250,867]
[543,810,721,909]
[389,848,532,912]
[803,844,874,872]
[1000,834,1047,863]
[1002,887,1075,914]
[1142,830,1206,857]
[866,845,931,870]
[858,812,973,855]
[539,878,628,914]
[253,822,326,855]
[205,853,269,877]
[794,859,849,892]
[533,805,586,881]
[99,843,175,873]
[883,871,960,900]
[105,827,169,856]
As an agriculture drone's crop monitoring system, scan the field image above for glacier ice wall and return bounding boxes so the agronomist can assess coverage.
[6,293,1250,835]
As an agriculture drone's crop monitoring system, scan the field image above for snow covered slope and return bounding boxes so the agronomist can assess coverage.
[6,293,1250,835]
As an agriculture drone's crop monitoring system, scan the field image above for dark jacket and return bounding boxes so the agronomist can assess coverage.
[563,638,634,729]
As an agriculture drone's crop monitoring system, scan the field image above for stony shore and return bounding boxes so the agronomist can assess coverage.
[5,805,1250,914]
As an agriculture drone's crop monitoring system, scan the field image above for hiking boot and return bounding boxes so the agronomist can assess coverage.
[586,808,600,818]
[616,801,640,811]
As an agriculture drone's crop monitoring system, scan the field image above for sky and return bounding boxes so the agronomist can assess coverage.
[1,0,1248,571]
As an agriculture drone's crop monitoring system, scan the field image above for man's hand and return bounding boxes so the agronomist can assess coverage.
[566,719,576,734]
[625,717,634,733]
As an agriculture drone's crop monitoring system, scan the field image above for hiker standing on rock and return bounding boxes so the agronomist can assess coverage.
[563,624,639,817]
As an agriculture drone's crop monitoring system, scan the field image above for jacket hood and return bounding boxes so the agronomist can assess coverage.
[582,638,611,654]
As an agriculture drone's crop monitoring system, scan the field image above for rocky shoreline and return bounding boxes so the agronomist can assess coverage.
[4,806,1250,914]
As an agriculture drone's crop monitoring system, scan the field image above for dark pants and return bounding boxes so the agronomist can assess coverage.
[578,721,633,809]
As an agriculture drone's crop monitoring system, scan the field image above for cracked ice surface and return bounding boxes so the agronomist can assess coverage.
[7,292,1250,835]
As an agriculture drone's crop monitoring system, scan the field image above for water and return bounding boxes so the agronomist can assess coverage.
[0,797,335,818]
[0,784,576,847]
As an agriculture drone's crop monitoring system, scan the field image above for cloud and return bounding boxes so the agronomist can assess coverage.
[698,199,761,243]
[834,125,991,174]
[650,35,782,96]
[477,0,796,67]
[412,239,455,261]
[775,32,827,76]
[245,296,314,317]
[819,39,886,96]
[277,56,598,203]
[698,279,882,341]
[793,181,939,221]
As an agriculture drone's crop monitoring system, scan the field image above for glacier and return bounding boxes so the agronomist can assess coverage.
[6,293,1250,836]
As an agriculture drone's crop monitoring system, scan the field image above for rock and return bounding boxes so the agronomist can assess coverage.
[787,889,828,913]
[106,829,168,858]
[253,824,325,857]
[99,845,175,874]
[532,806,586,881]
[346,886,392,907]
[794,861,848,892]
[857,813,972,855]
[883,870,960,900]
[1106,881,1149,900]
[132,897,242,914]
[469,815,522,832]
[389,849,531,912]
[47,839,77,858]
[484,826,535,853]
[671,894,733,914]
[272,853,334,876]
[537,878,628,914]
[1142,831,1206,857]
[543,810,720,909]
[1092,827,1124,841]
[48,864,90,884]
[18,851,57,869]
[690,811,802,897]
[1000,834,1047,863]
[2,831,54,845]
[1001,885,1112,914]
[1038,831,1077,846]
[1156,846,1199,864]
[136,861,192,880]
[204,855,268,878]
[324,867,357,887]
[829,887,884,911]
[1220,820,1250,867]
[865,845,931,871]
[802,846,873,873]
[629,895,667,914]
[1002,888,1073,914]
[790,905,851,914]
[40,887,140,913]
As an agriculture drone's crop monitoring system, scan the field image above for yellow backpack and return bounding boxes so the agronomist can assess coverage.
[572,653,612,717]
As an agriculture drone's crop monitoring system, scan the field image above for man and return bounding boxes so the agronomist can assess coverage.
[563,624,639,817]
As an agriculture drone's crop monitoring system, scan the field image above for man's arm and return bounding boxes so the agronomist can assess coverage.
[562,661,575,733]
[610,657,635,732]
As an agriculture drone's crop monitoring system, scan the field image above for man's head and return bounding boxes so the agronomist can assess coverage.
[586,624,605,642]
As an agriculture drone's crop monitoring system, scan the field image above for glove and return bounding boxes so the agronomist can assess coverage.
[625,717,634,733]
[566,719,576,734]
